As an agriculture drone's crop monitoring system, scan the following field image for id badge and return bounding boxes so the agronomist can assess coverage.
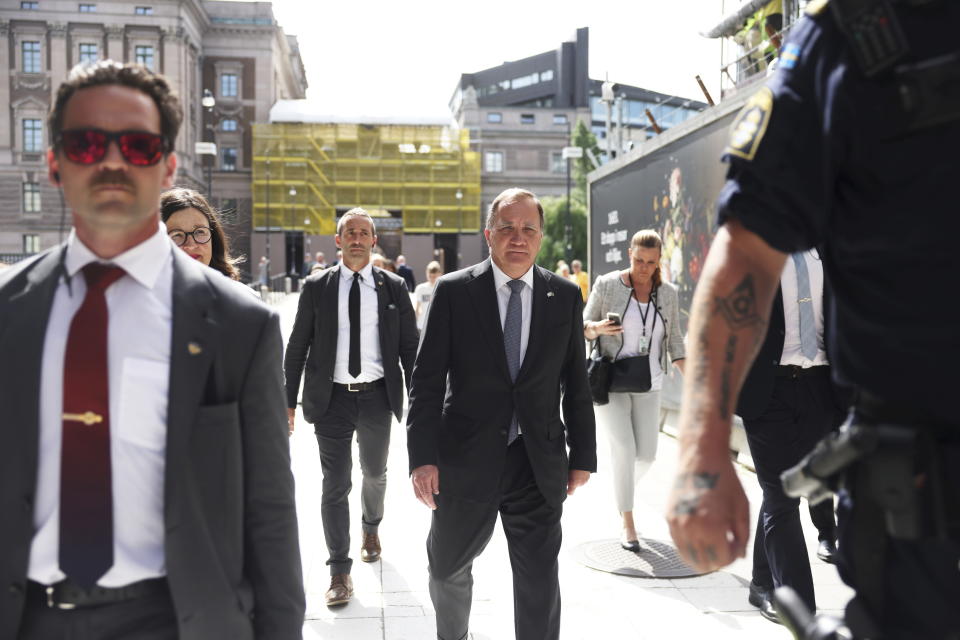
[639,335,649,354]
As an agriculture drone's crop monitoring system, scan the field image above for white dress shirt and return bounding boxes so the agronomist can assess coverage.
[333,262,384,383]
[491,260,533,368]
[780,249,829,367]
[30,224,173,587]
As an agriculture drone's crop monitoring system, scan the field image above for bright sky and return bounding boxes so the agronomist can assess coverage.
[268,0,728,120]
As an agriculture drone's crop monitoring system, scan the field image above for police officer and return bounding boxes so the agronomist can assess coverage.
[664,1,960,638]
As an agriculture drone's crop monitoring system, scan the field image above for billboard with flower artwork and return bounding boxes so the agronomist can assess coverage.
[588,110,738,332]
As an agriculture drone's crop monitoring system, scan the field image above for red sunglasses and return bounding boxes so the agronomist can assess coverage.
[58,128,167,166]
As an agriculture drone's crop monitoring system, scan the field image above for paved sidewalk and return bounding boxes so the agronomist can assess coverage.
[275,294,853,639]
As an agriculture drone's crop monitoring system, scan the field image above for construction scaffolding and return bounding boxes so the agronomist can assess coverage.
[252,122,481,235]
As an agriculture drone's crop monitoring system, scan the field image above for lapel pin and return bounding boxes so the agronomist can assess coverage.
[547,291,555,298]
[188,342,203,356]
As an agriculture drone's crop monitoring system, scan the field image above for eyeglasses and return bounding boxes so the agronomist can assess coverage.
[168,227,212,246]
[58,128,167,166]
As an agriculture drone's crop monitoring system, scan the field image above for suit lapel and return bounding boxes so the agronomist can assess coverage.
[373,266,389,352]
[466,259,511,381]
[517,265,551,381]
[322,265,341,352]
[2,249,62,471]
[165,250,219,528]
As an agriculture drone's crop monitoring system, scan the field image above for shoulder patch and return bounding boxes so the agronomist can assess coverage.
[725,87,773,162]
[805,0,829,16]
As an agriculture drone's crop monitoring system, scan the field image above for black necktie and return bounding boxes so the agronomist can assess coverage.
[349,272,361,378]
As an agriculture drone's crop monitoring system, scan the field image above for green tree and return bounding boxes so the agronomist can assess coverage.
[537,195,587,270]
[571,119,601,205]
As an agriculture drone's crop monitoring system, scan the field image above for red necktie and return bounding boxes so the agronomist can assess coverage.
[59,263,125,588]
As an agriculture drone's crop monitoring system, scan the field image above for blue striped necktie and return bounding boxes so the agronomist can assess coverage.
[503,280,524,444]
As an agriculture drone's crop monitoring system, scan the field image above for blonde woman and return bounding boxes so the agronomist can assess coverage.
[583,230,686,550]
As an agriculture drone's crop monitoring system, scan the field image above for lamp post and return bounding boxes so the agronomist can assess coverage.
[288,187,297,277]
[265,150,271,289]
[562,143,583,265]
[455,188,463,270]
[201,89,216,198]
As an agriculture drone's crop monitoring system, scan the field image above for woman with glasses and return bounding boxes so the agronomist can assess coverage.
[161,187,242,280]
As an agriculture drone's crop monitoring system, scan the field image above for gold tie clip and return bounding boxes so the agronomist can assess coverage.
[62,411,103,426]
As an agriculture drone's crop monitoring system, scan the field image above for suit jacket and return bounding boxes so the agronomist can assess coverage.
[406,259,597,507]
[397,264,416,292]
[0,246,304,640]
[284,263,418,423]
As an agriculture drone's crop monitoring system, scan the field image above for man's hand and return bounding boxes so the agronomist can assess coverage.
[286,408,296,436]
[566,469,591,496]
[411,464,440,510]
[665,450,749,572]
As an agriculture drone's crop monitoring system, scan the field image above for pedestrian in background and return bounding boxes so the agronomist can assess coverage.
[583,230,685,551]
[571,259,589,302]
[396,254,416,292]
[161,187,242,280]
[414,260,442,332]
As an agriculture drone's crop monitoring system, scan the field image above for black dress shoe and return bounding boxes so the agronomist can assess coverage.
[817,539,837,564]
[758,596,781,624]
[748,581,771,609]
[620,537,641,552]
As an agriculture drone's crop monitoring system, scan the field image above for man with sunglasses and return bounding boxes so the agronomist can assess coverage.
[0,61,304,639]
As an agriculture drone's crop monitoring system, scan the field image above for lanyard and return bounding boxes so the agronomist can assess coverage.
[628,274,656,352]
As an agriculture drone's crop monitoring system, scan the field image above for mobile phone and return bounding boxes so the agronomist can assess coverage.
[606,312,621,325]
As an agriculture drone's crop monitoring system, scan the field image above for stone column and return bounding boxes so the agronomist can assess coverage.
[48,22,68,89]
[105,24,124,62]
[0,21,11,156]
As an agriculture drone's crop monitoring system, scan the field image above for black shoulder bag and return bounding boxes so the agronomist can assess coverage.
[608,282,655,394]
[587,339,612,405]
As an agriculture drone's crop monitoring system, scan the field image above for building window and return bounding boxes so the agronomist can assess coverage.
[23,182,41,213]
[553,114,568,125]
[550,152,565,174]
[484,151,503,173]
[540,69,554,82]
[134,45,154,70]
[134,6,153,14]
[486,112,502,124]
[23,234,40,254]
[22,41,41,74]
[220,73,238,98]
[23,119,43,152]
[222,147,237,171]
[78,43,98,63]
[221,118,238,131]
[21,2,39,9]
[79,3,96,11]
[520,113,535,125]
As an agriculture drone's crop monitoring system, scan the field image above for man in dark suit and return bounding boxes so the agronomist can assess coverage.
[0,61,304,640]
[735,250,846,622]
[395,255,416,292]
[284,209,418,607]
[407,188,596,640]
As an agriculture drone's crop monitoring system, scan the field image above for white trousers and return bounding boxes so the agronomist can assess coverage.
[596,390,661,513]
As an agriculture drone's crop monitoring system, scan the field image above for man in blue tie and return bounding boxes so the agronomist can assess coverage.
[407,188,596,640]
[733,249,847,622]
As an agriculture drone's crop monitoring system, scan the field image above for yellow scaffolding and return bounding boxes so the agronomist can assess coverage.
[252,122,481,235]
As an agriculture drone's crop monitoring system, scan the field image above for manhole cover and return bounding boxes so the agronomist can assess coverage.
[572,538,709,578]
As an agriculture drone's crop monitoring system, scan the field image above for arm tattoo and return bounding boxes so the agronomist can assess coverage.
[715,275,764,330]
[719,334,738,419]
[674,472,720,490]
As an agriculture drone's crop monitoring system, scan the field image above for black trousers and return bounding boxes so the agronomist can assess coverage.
[427,438,562,640]
[743,368,843,611]
[315,384,392,576]
[18,588,177,639]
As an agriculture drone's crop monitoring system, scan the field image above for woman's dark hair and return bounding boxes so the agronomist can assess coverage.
[161,188,242,280]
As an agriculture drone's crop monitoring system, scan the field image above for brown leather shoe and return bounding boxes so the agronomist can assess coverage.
[360,532,381,563]
[325,574,353,607]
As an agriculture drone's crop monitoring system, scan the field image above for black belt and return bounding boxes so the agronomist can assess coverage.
[774,365,828,378]
[27,577,168,609]
[333,378,385,393]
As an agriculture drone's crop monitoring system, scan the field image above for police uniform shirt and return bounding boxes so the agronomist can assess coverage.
[715,2,960,423]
